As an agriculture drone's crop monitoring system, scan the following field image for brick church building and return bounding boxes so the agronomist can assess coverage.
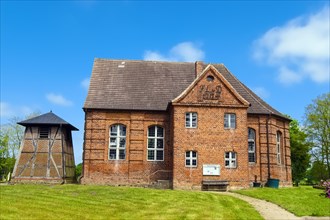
[81,58,292,189]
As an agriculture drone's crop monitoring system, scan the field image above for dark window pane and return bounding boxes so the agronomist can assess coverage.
[110,125,118,136]
[249,153,255,162]
[248,141,255,151]
[148,139,155,148]
[230,114,236,128]
[225,152,229,158]
[148,126,155,137]
[225,160,229,166]
[186,113,190,127]
[156,150,163,160]
[192,151,197,158]
[186,160,190,166]
[224,114,229,128]
[109,149,117,159]
[157,127,164,137]
[192,113,197,127]
[186,151,190,157]
[231,152,236,159]
[119,138,126,148]
[110,138,117,146]
[192,159,197,166]
[119,150,125,159]
[248,128,255,139]
[156,139,163,149]
[119,125,126,136]
[148,150,154,160]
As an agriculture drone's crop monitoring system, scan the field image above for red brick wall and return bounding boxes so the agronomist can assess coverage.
[81,110,172,185]
[81,67,292,189]
[172,105,250,190]
[248,115,292,187]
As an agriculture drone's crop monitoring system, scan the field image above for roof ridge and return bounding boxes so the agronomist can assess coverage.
[94,58,195,65]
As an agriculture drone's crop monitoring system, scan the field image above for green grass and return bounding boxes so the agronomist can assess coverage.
[0,184,262,220]
[234,186,330,217]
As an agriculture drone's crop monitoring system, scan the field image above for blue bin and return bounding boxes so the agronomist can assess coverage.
[267,178,279,188]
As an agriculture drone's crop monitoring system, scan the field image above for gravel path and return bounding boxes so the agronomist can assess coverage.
[218,192,330,220]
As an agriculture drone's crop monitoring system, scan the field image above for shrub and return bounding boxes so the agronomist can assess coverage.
[320,180,330,199]
[75,163,82,182]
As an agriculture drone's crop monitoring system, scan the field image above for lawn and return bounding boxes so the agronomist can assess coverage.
[0,184,262,220]
[234,186,330,217]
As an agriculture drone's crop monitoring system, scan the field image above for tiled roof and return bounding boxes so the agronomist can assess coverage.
[18,112,79,131]
[84,59,287,119]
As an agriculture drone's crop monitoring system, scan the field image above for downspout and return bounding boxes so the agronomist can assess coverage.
[266,113,271,180]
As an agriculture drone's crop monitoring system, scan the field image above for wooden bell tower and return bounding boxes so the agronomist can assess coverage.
[11,111,78,183]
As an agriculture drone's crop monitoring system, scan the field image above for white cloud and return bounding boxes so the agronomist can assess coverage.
[0,102,15,118]
[253,6,329,85]
[0,103,38,120]
[46,93,73,106]
[81,78,90,90]
[252,87,270,99]
[144,42,205,62]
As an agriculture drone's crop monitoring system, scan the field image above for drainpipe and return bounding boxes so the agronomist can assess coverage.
[266,113,271,180]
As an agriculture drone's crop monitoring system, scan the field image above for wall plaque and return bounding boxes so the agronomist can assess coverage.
[203,164,220,176]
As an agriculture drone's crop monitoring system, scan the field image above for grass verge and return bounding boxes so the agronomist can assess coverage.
[0,184,262,220]
[234,186,330,217]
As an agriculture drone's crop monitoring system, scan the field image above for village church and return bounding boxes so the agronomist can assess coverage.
[81,59,292,190]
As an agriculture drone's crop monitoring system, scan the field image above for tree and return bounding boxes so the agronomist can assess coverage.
[75,163,82,181]
[289,118,311,186]
[0,112,41,180]
[304,93,330,179]
[306,160,328,184]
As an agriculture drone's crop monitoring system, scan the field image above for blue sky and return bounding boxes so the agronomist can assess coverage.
[1,1,329,164]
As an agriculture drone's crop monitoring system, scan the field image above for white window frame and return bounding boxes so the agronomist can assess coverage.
[185,112,197,128]
[224,113,236,129]
[248,128,256,163]
[225,152,237,168]
[109,124,126,160]
[276,131,281,164]
[147,126,164,161]
[185,151,197,167]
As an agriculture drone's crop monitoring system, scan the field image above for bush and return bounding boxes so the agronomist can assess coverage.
[75,163,82,182]
[320,180,330,199]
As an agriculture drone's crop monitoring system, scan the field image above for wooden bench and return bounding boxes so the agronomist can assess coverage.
[202,180,229,191]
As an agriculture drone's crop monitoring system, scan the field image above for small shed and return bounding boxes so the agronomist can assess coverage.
[11,111,78,183]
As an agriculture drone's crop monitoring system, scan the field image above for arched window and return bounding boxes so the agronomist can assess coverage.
[276,131,282,164]
[248,128,256,163]
[147,125,164,161]
[109,124,126,160]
